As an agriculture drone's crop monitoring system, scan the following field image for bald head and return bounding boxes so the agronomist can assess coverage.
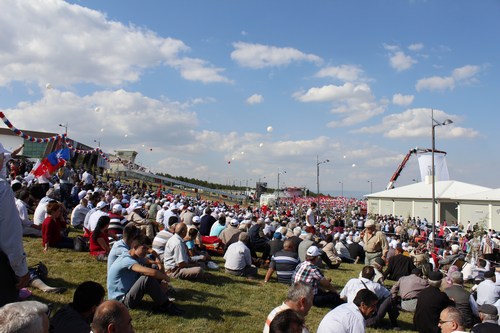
[91,300,134,333]
[283,239,294,251]
[175,222,188,237]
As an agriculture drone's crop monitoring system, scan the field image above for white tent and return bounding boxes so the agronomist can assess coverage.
[365,180,500,230]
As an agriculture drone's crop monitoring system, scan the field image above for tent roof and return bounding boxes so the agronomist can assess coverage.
[365,180,492,200]
[455,188,500,201]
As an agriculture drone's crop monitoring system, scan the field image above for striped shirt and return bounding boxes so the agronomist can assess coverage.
[152,230,174,257]
[270,250,300,284]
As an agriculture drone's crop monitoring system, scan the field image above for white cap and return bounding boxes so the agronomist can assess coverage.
[96,201,108,209]
[306,246,321,257]
[193,216,201,224]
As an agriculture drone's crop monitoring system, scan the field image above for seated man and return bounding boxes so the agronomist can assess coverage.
[164,223,207,280]
[341,266,399,329]
[292,246,343,308]
[471,304,500,333]
[107,233,182,315]
[0,301,49,333]
[91,300,134,333]
[391,267,428,313]
[384,244,415,281]
[50,281,105,333]
[263,282,313,333]
[224,232,258,278]
[317,289,379,333]
[264,238,300,284]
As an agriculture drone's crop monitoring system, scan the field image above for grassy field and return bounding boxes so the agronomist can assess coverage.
[23,232,417,333]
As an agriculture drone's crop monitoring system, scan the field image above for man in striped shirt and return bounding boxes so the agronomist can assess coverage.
[263,282,313,333]
[264,239,300,284]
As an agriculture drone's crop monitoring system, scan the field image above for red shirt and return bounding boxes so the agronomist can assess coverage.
[89,230,109,255]
[41,216,66,247]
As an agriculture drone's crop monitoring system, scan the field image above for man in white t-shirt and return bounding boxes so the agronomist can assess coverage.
[317,289,378,333]
[305,202,317,227]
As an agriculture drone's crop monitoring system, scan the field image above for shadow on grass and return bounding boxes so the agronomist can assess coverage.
[182,304,248,321]
[170,287,223,303]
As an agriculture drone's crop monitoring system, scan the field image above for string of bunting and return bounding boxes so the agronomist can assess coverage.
[1,111,138,168]
[0,111,65,143]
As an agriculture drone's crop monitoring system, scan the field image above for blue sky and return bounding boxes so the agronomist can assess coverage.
[0,0,499,195]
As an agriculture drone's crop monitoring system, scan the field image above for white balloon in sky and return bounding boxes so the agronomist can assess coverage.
[352,163,356,167]
[124,134,128,138]
[231,157,235,161]
[343,155,347,159]
[241,151,245,155]
[267,126,273,133]
[45,83,52,89]
[100,128,104,132]
[142,144,145,147]
[95,107,101,113]
[259,143,263,147]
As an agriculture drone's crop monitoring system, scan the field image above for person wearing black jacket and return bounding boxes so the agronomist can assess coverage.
[384,245,415,281]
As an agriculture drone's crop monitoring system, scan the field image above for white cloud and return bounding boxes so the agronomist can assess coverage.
[315,65,364,82]
[392,93,414,106]
[355,108,479,139]
[408,43,424,51]
[416,76,455,91]
[5,88,198,149]
[294,83,387,126]
[231,42,323,69]
[0,0,230,86]
[383,44,400,52]
[246,94,263,105]
[389,51,417,72]
[452,65,480,81]
[415,64,480,92]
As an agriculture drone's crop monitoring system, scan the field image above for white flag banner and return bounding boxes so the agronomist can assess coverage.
[417,153,450,181]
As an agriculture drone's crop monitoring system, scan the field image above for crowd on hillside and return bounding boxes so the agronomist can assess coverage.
[1,142,500,333]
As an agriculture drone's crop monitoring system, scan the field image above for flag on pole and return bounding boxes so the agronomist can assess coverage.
[32,148,70,177]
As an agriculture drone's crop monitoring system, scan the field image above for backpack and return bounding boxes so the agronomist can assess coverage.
[28,262,49,281]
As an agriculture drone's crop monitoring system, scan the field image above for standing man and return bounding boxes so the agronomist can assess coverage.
[58,161,75,209]
[305,202,318,228]
[362,219,388,265]
[0,150,29,306]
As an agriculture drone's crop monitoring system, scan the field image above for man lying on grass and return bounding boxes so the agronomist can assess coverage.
[107,232,183,316]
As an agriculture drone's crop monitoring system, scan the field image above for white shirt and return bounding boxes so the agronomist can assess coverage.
[340,277,390,303]
[317,302,365,333]
[306,208,316,227]
[33,197,51,226]
[15,198,32,227]
[70,203,90,227]
[87,210,108,232]
[224,241,252,270]
[476,279,500,305]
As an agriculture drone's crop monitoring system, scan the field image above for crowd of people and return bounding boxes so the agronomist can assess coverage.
[1,142,500,333]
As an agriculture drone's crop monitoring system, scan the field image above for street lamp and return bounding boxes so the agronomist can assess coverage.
[94,139,101,147]
[58,122,68,136]
[277,169,286,207]
[431,109,453,249]
[316,155,330,201]
[368,180,373,193]
[338,181,344,197]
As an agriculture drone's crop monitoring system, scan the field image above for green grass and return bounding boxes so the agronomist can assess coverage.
[23,233,417,333]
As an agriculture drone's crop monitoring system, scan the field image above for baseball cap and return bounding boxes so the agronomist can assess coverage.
[96,201,108,210]
[306,246,321,257]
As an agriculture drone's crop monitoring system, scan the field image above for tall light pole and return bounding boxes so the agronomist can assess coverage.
[431,109,453,249]
[58,122,68,136]
[277,169,286,207]
[94,138,101,147]
[338,181,344,197]
[368,180,373,193]
[316,155,330,201]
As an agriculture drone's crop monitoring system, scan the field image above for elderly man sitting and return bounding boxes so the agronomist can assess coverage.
[224,232,258,278]
[164,223,207,281]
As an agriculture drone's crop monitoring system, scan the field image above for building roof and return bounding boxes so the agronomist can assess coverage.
[365,180,492,200]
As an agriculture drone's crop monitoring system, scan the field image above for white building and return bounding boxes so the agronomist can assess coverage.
[365,178,500,230]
